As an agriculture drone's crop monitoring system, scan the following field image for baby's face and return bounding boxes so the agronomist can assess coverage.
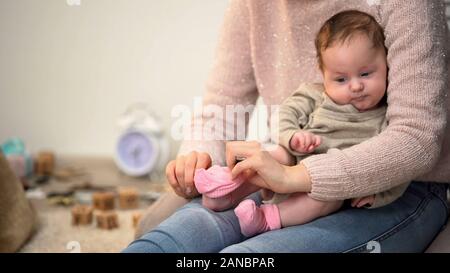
[321,33,387,111]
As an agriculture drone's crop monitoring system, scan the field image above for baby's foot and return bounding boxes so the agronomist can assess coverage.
[234,199,281,237]
[194,165,245,198]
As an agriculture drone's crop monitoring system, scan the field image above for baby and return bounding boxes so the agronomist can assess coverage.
[195,10,409,237]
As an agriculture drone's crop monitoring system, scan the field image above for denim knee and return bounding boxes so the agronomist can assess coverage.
[220,244,254,253]
[122,237,167,253]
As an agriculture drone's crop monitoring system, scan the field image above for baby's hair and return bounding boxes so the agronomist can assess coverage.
[315,10,386,71]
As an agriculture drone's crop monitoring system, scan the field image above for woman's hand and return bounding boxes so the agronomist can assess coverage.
[226,141,312,194]
[351,195,375,208]
[165,151,212,199]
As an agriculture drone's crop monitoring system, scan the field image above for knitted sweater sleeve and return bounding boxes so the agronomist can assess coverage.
[177,0,258,165]
[302,0,448,201]
[278,84,320,156]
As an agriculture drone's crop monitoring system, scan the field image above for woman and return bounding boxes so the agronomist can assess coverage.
[129,0,450,252]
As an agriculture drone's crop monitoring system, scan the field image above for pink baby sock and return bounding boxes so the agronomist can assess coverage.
[234,199,281,237]
[194,165,245,198]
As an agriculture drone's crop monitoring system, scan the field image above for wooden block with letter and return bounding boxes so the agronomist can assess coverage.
[92,191,115,211]
[71,205,93,226]
[35,151,55,176]
[118,187,139,209]
[96,211,119,230]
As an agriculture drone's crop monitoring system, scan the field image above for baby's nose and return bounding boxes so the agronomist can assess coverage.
[350,80,363,92]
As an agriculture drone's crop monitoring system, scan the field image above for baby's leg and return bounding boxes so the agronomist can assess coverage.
[234,193,343,237]
[266,144,296,166]
[202,183,261,212]
[278,193,344,227]
[234,199,281,237]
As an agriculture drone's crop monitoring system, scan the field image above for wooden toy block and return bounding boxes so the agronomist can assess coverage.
[92,191,115,211]
[35,151,55,175]
[71,205,93,226]
[96,211,119,230]
[132,211,142,228]
[118,187,139,209]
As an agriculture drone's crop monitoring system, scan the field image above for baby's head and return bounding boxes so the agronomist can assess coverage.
[315,10,387,111]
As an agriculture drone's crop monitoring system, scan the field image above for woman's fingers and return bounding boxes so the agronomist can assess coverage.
[226,141,261,169]
[175,155,186,191]
[357,200,366,208]
[247,174,272,191]
[230,150,308,194]
[359,195,375,207]
[165,160,177,189]
[350,198,360,207]
[196,152,212,169]
[190,152,212,197]
[231,154,261,179]
[166,160,184,197]
[351,195,375,208]
[231,152,275,190]
[165,152,212,199]
[356,198,368,208]
[184,152,198,195]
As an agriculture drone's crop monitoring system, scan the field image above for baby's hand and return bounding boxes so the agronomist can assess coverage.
[289,131,321,153]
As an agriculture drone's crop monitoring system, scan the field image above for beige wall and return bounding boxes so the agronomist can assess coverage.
[0,0,229,157]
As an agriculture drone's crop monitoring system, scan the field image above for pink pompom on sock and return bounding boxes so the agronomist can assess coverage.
[234,199,281,237]
[194,165,245,198]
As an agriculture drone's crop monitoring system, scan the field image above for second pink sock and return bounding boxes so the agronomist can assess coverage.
[234,199,281,237]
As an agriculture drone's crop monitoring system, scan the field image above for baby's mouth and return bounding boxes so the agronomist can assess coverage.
[353,95,367,102]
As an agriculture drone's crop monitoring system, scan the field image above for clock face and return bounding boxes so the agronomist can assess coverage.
[116,131,157,176]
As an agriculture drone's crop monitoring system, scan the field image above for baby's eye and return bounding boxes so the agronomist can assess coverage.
[335,78,346,83]
[360,72,371,77]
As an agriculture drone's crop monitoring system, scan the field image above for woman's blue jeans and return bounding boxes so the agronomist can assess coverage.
[123,182,449,253]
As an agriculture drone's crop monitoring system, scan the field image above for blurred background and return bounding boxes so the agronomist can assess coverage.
[0,0,239,252]
[1,0,450,253]
[0,0,229,158]
[3,0,449,160]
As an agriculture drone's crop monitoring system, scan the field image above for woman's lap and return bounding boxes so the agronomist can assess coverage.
[123,182,449,253]
[223,182,449,252]
[122,194,259,253]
